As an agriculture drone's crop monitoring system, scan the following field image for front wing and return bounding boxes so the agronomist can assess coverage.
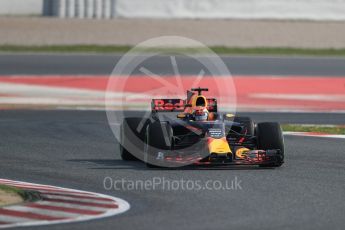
[153,149,282,167]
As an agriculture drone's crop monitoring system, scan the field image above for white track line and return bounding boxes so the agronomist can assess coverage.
[0,216,34,224]
[251,93,345,102]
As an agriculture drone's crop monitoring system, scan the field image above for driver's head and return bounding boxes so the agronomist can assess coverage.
[194,106,208,121]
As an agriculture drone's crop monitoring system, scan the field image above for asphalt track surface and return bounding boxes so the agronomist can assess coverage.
[1,54,345,76]
[0,110,344,230]
[0,54,345,230]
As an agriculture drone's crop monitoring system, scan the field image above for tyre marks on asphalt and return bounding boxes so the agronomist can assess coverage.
[0,179,130,229]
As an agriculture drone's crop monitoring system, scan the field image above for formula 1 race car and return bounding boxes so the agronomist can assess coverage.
[120,87,284,168]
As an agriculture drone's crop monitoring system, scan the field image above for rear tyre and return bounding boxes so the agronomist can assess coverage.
[256,122,284,167]
[120,145,137,161]
[120,117,150,161]
[145,121,173,168]
[234,116,255,136]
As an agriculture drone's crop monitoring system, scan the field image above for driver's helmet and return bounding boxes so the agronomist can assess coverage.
[193,106,209,121]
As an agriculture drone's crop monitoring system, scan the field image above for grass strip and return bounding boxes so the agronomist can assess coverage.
[282,124,345,135]
[1,45,345,56]
[0,184,26,206]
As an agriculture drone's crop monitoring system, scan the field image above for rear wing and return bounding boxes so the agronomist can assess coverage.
[151,99,184,112]
[151,98,217,112]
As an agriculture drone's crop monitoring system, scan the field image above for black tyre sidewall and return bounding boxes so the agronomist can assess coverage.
[256,122,284,167]
[120,117,150,161]
[145,121,173,167]
[233,116,255,136]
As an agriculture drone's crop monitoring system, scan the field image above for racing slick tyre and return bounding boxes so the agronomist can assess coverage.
[256,122,284,167]
[120,117,150,161]
[233,116,255,136]
[145,121,173,168]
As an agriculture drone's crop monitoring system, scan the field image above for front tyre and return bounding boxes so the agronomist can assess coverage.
[256,122,284,167]
[144,121,173,168]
